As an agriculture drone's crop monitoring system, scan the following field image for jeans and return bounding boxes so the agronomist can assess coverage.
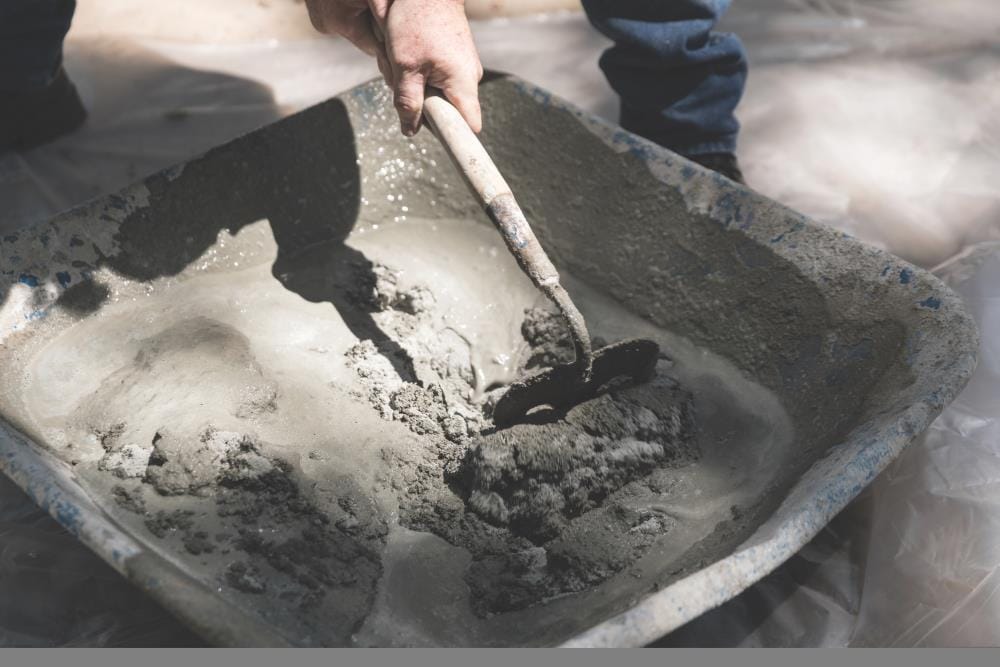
[0,0,76,92]
[581,0,747,157]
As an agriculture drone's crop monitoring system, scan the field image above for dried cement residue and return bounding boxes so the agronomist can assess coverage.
[16,217,793,646]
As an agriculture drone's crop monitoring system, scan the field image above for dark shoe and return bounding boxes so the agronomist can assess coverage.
[690,152,745,185]
[0,67,87,152]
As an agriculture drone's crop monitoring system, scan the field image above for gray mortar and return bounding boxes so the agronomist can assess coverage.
[462,382,697,542]
[112,419,386,634]
[328,259,699,615]
[519,306,576,370]
[6,215,795,646]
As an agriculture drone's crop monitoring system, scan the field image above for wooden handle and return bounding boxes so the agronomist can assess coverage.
[423,92,595,376]
[422,94,512,205]
[423,93,561,289]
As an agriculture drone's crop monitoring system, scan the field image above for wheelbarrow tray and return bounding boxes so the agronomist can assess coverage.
[0,75,977,646]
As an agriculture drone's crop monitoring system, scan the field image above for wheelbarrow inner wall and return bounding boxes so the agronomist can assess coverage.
[0,77,976,646]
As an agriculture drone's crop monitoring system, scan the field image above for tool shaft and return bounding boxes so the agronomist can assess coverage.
[422,93,593,378]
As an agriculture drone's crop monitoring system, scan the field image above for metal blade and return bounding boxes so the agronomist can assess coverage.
[492,338,661,427]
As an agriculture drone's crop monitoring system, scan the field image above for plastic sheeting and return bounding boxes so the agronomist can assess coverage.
[2,0,1000,646]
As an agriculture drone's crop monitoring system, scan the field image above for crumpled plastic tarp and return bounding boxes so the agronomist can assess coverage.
[2,0,999,646]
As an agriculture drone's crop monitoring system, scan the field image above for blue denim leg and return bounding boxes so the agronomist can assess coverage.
[581,0,747,157]
[0,0,76,92]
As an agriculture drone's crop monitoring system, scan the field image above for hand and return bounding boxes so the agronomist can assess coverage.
[306,1,484,136]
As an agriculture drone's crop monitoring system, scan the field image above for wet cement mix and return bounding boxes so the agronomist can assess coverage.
[17,218,791,645]
[292,245,697,616]
[353,292,698,616]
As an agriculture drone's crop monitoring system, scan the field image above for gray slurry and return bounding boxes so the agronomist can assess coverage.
[16,217,793,646]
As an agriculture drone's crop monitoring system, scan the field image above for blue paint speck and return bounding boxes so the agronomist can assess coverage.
[56,271,72,287]
[919,296,941,310]
[53,500,81,533]
[899,268,912,284]
[881,265,891,277]
[18,273,39,287]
